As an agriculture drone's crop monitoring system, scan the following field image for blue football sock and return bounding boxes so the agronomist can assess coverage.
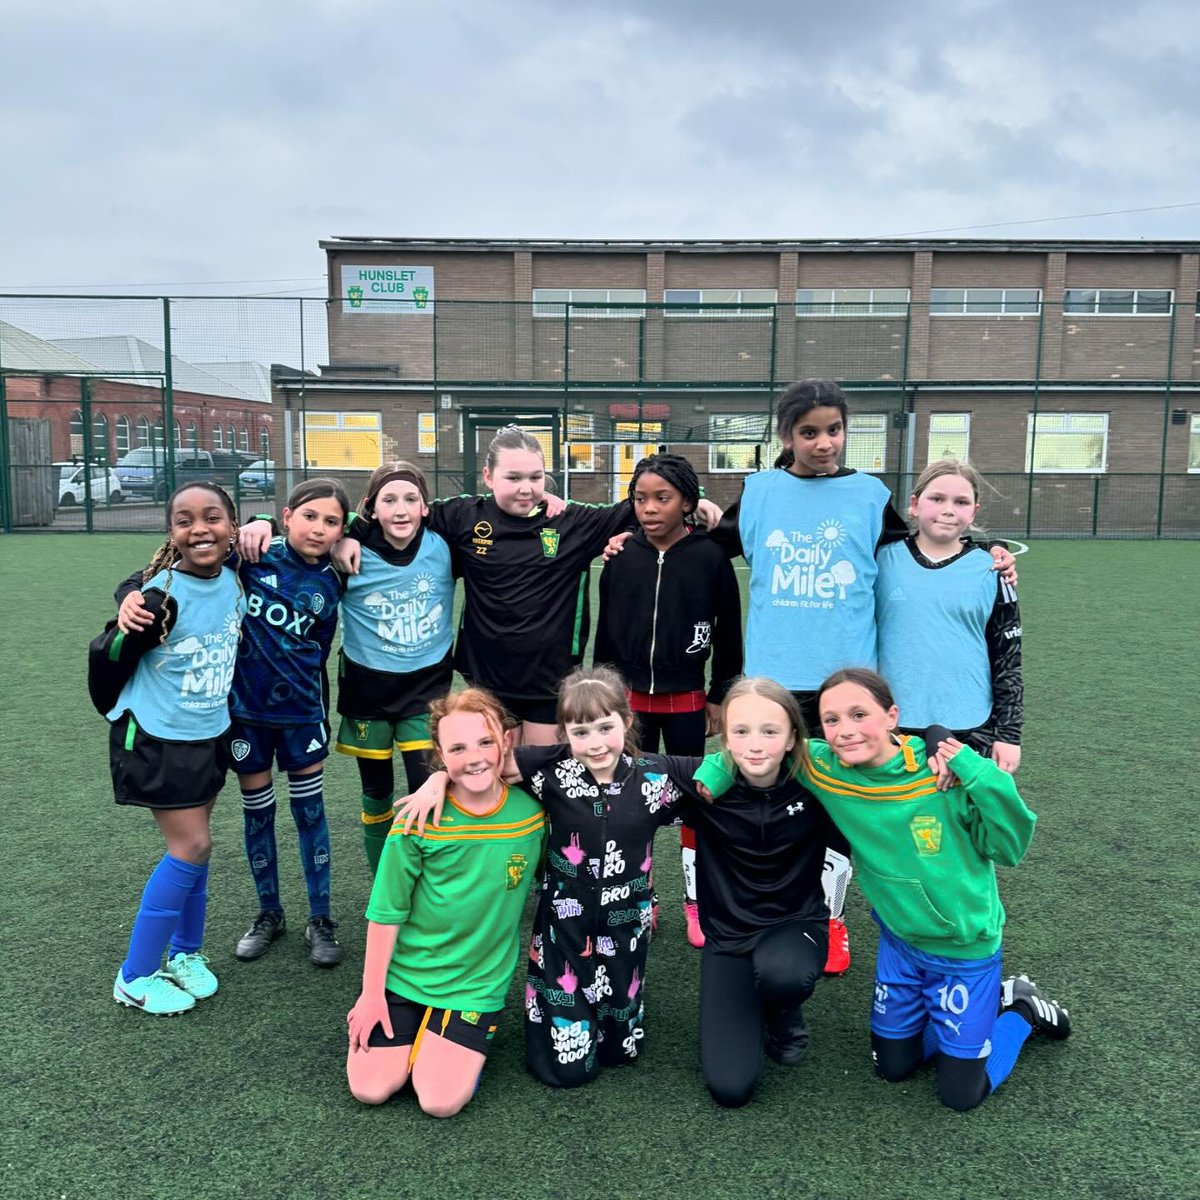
[289,770,331,918]
[122,854,203,981]
[984,1011,1033,1092]
[169,863,210,956]
[242,782,280,912]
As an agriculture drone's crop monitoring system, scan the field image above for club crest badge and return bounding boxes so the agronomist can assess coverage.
[539,528,560,558]
[909,815,942,855]
[231,739,251,762]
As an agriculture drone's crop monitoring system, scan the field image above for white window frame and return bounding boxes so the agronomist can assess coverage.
[708,413,771,473]
[1188,414,1200,473]
[845,413,888,473]
[115,414,130,455]
[795,287,911,316]
[1062,288,1173,316]
[927,413,971,463]
[1025,412,1109,474]
[213,425,223,450]
[186,420,198,448]
[930,288,1042,316]
[260,428,270,457]
[302,410,384,470]
[664,288,777,318]
[564,413,595,472]
[417,412,437,455]
[532,288,646,318]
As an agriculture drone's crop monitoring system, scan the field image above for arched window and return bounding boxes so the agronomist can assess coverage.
[69,409,84,457]
[213,425,224,450]
[93,413,109,462]
[152,422,165,449]
[227,424,236,450]
[238,425,249,452]
[136,415,150,447]
[115,415,130,455]
[260,428,270,457]
[186,420,198,448]
[173,420,182,449]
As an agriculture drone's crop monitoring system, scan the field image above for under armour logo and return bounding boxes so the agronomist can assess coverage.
[786,801,805,815]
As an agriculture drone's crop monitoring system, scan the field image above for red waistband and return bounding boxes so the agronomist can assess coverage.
[628,689,707,714]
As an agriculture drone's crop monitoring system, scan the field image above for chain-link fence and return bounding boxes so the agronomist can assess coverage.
[3,295,1197,536]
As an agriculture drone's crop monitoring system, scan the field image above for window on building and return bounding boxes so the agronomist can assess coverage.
[1062,288,1172,315]
[664,288,777,317]
[845,413,888,472]
[136,415,150,448]
[1025,412,1109,473]
[186,420,198,448]
[68,409,84,457]
[152,422,165,448]
[239,426,249,452]
[709,413,772,472]
[260,428,270,457]
[226,424,235,450]
[795,287,911,315]
[417,412,437,455]
[173,420,182,449]
[930,288,1041,315]
[532,288,647,318]
[927,413,971,463]
[115,415,130,455]
[213,425,223,450]
[302,411,383,470]
[92,412,108,461]
[564,414,595,472]
[1188,415,1200,473]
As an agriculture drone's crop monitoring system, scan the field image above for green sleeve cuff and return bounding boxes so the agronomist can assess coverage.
[694,751,735,798]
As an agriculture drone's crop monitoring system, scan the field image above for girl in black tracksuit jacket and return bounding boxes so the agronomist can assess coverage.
[593,454,743,949]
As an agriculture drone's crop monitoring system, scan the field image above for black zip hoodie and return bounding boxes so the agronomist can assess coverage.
[594,528,742,703]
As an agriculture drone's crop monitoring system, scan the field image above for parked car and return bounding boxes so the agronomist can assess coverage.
[238,459,275,497]
[114,448,257,501]
[56,462,124,506]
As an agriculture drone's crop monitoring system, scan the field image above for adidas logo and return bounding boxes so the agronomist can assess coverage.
[262,574,278,588]
[306,738,323,753]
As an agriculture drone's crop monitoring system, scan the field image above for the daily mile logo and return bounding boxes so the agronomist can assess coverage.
[766,520,858,608]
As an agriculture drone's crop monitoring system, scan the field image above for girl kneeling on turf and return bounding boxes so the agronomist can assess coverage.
[104,483,247,1016]
[697,667,1072,1112]
[346,689,546,1117]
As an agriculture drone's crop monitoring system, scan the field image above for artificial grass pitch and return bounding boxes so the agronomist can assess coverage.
[1,534,1196,1200]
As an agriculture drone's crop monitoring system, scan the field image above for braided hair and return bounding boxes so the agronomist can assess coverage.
[628,452,700,522]
[144,481,241,644]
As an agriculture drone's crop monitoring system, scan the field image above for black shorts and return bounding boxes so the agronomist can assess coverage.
[366,991,502,1057]
[487,691,558,726]
[109,712,230,810]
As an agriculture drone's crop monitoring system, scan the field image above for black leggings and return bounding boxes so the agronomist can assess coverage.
[355,749,431,803]
[872,1033,990,1112]
[636,709,707,756]
[699,920,826,1108]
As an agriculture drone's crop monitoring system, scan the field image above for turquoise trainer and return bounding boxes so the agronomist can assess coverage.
[113,967,196,1016]
[165,952,220,1000]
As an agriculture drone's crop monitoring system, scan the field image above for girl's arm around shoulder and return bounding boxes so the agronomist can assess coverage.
[114,588,174,652]
[985,574,1023,757]
[634,753,694,821]
[942,741,1036,867]
[689,751,735,802]
[707,493,743,559]
[876,496,909,550]
[707,551,744,704]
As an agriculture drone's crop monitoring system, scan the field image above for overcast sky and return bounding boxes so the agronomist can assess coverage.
[2,0,1197,307]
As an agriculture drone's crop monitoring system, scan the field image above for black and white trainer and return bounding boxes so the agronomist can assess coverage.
[305,916,344,968]
[1001,974,1071,1040]
[236,909,286,961]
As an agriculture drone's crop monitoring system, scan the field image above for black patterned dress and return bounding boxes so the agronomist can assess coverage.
[515,746,681,1088]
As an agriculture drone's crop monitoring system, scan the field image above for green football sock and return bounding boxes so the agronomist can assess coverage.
[361,791,395,875]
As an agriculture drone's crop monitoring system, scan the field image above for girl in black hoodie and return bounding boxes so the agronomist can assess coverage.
[593,454,743,948]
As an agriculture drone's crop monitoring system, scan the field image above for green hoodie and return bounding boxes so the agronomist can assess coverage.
[694,737,1036,960]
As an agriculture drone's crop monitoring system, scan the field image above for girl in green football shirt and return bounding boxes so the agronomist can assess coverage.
[345,688,546,1117]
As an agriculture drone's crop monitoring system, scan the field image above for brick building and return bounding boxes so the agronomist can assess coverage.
[271,238,1200,535]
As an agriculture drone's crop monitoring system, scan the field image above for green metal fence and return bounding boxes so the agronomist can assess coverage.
[2,294,1197,537]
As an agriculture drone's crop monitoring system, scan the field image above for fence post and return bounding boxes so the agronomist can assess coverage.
[1155,301,1177,537]
[1092,475,1099,537]
[0,371,11,533]
[81,376,94,533]
[162,297,176,498]
[1025,301,1046,539]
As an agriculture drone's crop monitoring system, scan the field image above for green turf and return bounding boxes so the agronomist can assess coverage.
[2,535,1197,1200]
